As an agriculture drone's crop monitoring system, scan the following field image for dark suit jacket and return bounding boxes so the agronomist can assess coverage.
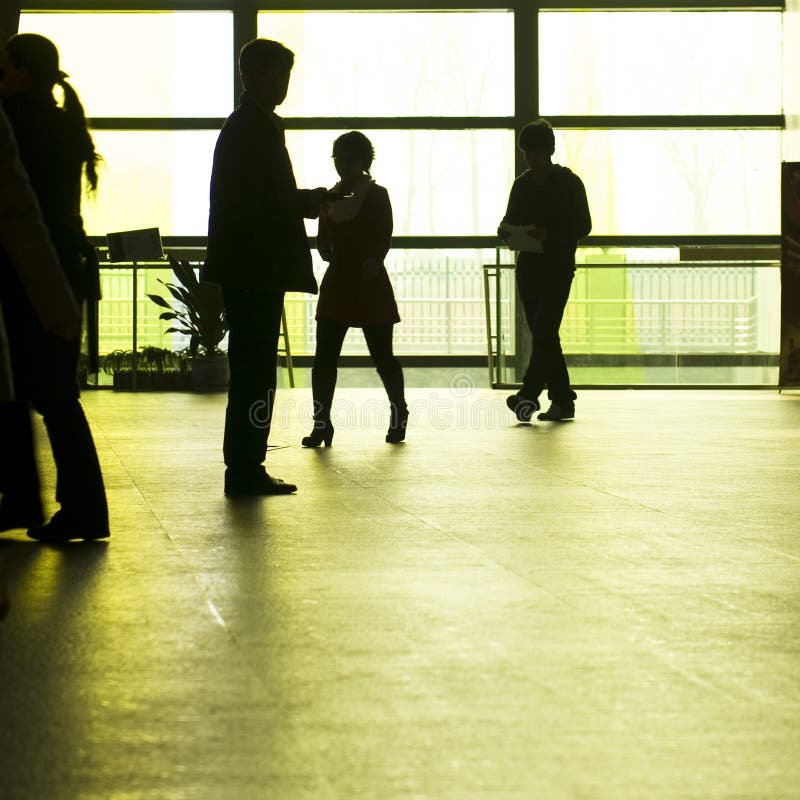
[204,93,318,294]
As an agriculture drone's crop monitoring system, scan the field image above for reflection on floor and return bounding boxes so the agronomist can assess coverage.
[91,364,781,391]
[321,365,779,389]
[284,364,781,389]
[1,389,798,799]
[568,365,778,386]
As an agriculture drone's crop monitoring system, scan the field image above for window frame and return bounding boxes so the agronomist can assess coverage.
[20,0,783,251]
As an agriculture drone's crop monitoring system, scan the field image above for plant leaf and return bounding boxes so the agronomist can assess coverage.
[164,284,188,305]
[165,327,195,336]
[172,260,200,292]
[147,293,172,309]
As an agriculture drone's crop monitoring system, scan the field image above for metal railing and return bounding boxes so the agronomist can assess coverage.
[483,259,780,388]
[91,252,781,388]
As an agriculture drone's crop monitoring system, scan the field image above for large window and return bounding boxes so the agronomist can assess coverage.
[83,131,218,237]
[255,8,515,368]
[287,129,515,236]
[539,11,781,116]
[257,11,514,117]
[17,3,784,385]
[18,12,233,117]
[558,129,780,236]
[18,10,231,240]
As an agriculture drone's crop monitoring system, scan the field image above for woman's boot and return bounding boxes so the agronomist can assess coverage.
[381,366,408,443]
[301,418,334,448]
[303,364,336,447]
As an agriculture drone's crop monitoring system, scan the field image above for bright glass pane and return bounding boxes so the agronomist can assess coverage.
[283,249,504,356]
[783,4,800,160]
[288,130,515,236]
[18,12,233,116]
[496,259,780,384]
[98,266,186,355]
[554,129,780,235]
[539,11,782,115]
[257,11,513,117]
[564,265,780,354]
[83,131,217,237]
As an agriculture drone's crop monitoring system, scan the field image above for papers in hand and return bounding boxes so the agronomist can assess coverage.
[499,224,544,253]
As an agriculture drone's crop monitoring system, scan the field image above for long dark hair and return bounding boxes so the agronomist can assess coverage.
[6,32,101,192]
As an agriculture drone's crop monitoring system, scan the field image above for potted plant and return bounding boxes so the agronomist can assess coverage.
[148,255,229,392]
[102,348,135,390]
[138,346,191,390]
[102,346,190,391]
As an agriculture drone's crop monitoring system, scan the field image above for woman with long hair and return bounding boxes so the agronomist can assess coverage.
[0,33,108,542]
[301,131,407,447]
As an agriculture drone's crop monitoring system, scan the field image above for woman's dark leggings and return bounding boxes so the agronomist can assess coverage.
[312,316,405,421]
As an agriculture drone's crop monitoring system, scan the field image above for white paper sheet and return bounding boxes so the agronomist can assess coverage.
[499,224,544,253]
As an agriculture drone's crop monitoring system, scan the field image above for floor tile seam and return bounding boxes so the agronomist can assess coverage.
[604,630,786,711]
[614,523,800,566]
[514,466,671,515]
[644,646,778,709]
[108,434,576,695]
[590,586,800,710]
[659,517,800,566]
[486,448,674,512]
[116,483,279,690]
[574,552,800,625]
[738,544,800,564]
[404,510,611,610]
[591,583,777,636]
[269,538,795,712]
[290,461,586,602]
[378,514,792,632]
[338,464,702,611]
[99,436,161,517]
[545,590,775,709]
[119,466,319,693]
[198,595,284,691]
[100,438,252,660]
[82,414,189,542]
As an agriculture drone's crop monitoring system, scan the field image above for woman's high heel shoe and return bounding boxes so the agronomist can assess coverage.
[385,405,408,444]
[301,420,334,448]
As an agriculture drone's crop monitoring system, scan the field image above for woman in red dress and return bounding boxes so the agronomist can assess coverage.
[302,132,407,446]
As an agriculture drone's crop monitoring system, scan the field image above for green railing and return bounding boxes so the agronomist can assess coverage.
[92,248,781,387]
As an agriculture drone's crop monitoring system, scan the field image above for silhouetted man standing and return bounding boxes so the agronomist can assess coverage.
[499,118,591,422]
[205,39,326,496]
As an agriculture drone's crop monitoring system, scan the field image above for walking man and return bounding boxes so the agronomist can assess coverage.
[499,118,591,422]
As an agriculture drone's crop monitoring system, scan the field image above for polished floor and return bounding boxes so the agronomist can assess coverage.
[1,388,799,800]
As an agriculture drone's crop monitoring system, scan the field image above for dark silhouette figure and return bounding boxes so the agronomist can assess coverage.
[205,39,326,496]
[499,118,591,422]
[0,103,82,540]
[0,33,109,541]
[302,132,407,448]
[0,105,81,402]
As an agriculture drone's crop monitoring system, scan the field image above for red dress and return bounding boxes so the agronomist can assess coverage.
[315,181,400,327]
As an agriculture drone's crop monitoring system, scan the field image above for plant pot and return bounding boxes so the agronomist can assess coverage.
[191,353,229,393]
[112,371,132,391]
[111,370,192,391]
